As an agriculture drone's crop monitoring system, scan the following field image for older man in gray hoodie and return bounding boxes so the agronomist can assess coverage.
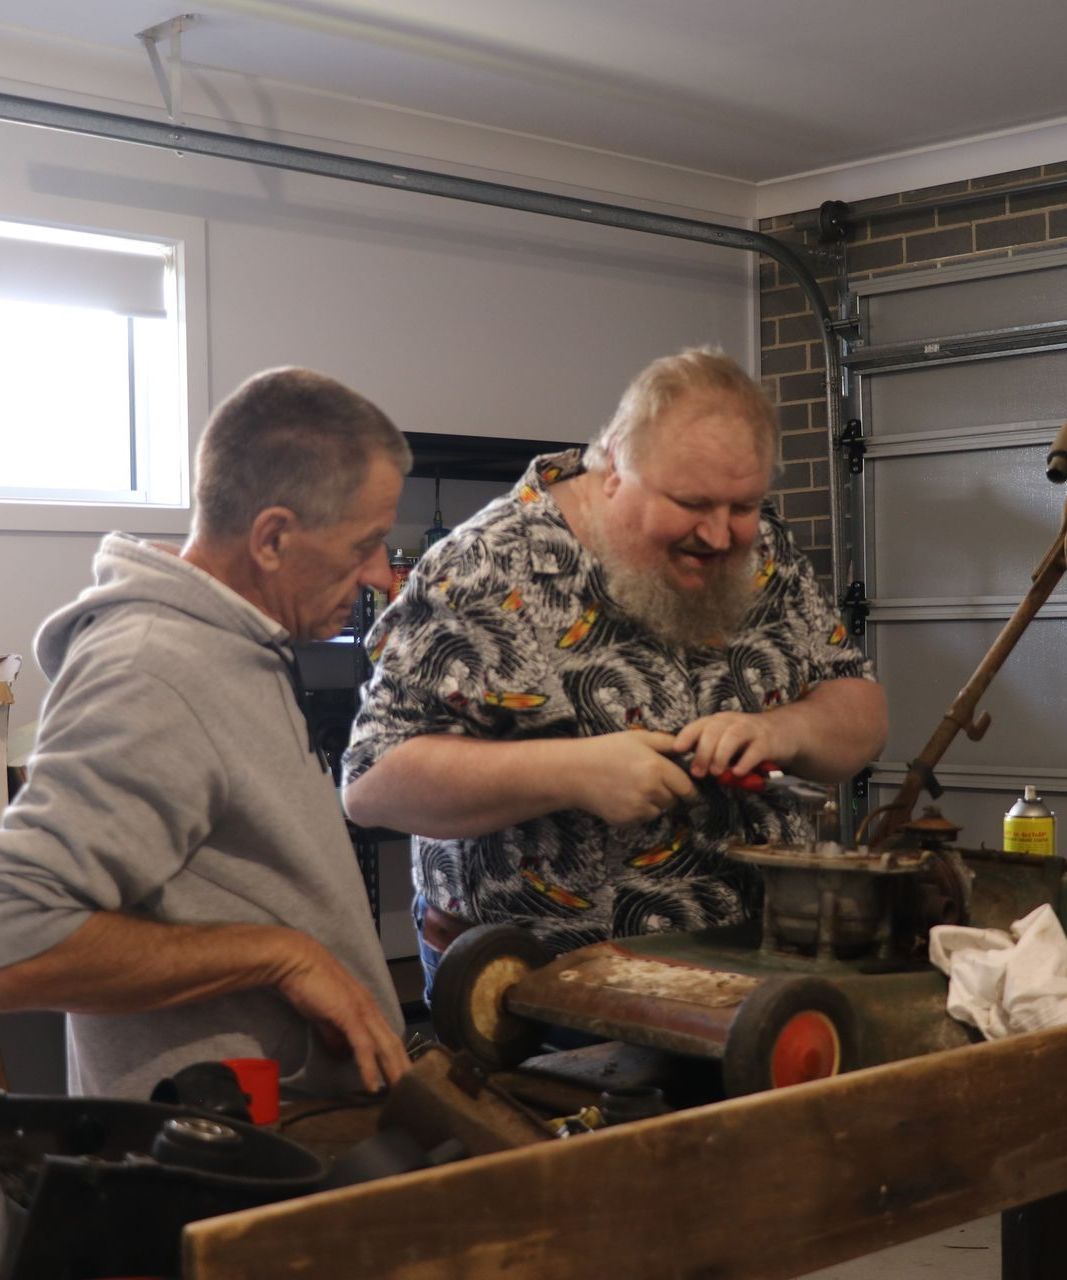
[0,368,411,1100]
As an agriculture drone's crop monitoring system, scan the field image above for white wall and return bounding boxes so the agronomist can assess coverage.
[0,93,755,732]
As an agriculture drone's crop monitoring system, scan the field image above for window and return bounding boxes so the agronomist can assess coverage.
[0,218,189,514]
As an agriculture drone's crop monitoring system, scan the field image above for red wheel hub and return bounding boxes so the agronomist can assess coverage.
[770,1010,841,1088]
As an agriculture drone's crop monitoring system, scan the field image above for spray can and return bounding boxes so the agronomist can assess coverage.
[387,547,417,603]
[1003,785,1056,857]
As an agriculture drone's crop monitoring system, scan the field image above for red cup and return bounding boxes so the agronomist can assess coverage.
[222,1057,280,1125]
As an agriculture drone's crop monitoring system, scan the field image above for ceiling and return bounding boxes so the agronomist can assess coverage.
[4,0,1067,184]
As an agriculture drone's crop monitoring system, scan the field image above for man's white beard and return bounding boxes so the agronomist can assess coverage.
[596,544,757,649]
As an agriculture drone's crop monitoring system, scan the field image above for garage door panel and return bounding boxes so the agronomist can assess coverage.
[866,350,1067,438]
[870,447,1066,598]
[875,618,1066,770]
[866,263,1067,346]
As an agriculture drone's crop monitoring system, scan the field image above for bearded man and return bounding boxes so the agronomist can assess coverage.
[343,348,887,994]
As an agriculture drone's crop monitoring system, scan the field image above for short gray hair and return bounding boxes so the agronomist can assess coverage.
[194,367,412,539]
[585,347,779,474]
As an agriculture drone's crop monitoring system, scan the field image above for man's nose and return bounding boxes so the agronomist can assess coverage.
[359,543,393,593]
[694,508,731,551]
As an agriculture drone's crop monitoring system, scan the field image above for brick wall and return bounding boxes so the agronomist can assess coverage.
[760,162,1067,587]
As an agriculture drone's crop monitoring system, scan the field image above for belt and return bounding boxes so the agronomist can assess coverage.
[421,902,475,953]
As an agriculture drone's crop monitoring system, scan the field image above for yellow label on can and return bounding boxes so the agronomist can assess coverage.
[1003,816,1056,856]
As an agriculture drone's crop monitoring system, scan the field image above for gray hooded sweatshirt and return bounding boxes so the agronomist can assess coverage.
[0,533,402,1099]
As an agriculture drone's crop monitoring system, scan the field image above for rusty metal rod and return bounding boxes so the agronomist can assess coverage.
[870,499,1067,845]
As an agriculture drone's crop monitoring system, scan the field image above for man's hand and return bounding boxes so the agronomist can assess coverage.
[0,913,410,1095]
[673,712,799,781]
[672,679,888,786]
[275,934,410,1093]
[567,730,696,824]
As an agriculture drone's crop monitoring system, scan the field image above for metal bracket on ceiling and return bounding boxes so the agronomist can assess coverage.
[137,14,200,122]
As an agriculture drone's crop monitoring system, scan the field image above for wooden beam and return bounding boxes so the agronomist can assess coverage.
[184,1025,1067,1280]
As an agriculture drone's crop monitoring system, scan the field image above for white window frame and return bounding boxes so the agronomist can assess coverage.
[0,192,207,536]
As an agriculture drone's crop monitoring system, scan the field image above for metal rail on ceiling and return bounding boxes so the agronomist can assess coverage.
[0,89,847,592]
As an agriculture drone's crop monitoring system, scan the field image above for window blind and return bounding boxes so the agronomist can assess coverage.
[0,237,168,318]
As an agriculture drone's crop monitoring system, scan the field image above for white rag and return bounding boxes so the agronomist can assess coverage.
[929,903,1067,1040]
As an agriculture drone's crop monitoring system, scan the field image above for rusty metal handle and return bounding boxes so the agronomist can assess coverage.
[964,710,991,742]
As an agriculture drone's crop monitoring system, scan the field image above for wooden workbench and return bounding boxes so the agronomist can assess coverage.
[183,1023,1067,1280]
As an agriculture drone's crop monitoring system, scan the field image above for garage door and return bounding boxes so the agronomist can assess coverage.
[846,248,1067,851]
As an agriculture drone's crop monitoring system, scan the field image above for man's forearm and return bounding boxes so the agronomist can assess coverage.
[345,736,588,838]
[346,684,886,838]
[0,912,303,1015]
[772,678,888,782]
[0,909,413,1091]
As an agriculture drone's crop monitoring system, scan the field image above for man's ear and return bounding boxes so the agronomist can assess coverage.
[248,507,299,572]
[602,451,622,498]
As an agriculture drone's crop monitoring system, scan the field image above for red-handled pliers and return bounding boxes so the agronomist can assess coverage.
[718,760,783,791]
[692,758,828,803]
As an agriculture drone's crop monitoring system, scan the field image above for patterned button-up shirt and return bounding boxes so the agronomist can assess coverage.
[344,450,873,955]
